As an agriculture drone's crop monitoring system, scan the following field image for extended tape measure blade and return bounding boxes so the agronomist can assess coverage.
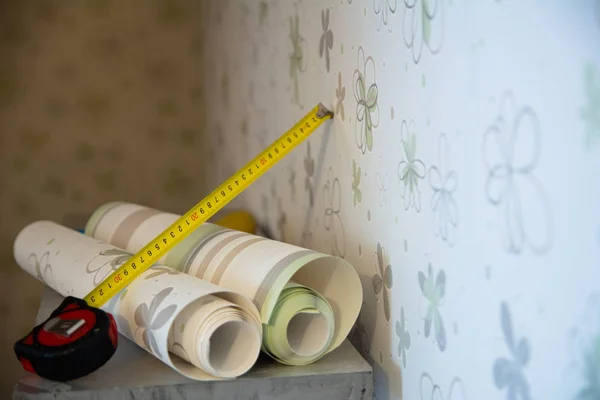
[84,103,333,307]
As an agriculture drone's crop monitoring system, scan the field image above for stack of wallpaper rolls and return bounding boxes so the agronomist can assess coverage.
[13,201,362,381]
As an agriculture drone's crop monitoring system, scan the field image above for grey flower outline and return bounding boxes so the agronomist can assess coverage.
[483,91,553,255]
[134,287,178,359]
[352,159,362,207]
[420,373,468,400]
[418,262,446,351]
[353,46,379,154]
[144,266,181,280]
[398,120,426,212]
[336,72,346,120]
[395,306,411,368]
[289,7,307,105]
[372,242,393,323]
[28,251,54,286]
[277,198,287,242]
[374,0,398,32]
[319,9,334,72]
[402,0,444,64]
[492,302,531,400]
[86,248,133,286]
[323,167,346,258]
[289,166,297,200]
[429,132,459,246]
[376,156,389,207]
[304,141,315,207]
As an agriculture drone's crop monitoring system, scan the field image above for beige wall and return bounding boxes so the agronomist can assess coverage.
[0,1,212,395]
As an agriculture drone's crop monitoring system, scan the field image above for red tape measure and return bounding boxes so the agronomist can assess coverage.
[14,296,118,382]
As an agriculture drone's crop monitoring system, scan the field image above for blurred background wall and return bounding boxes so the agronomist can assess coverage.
[0,1,215,395]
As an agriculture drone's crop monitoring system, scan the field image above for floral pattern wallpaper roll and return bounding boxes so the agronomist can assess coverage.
[198,1,600,399]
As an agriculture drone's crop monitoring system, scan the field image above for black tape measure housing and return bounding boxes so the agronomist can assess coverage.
[14,296,118,382]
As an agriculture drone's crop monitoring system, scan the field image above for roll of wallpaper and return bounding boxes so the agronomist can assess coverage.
[13,221,263,380]
[85,201,363,365]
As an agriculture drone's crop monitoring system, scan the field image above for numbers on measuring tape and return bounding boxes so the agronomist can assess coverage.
[84,104,332,308]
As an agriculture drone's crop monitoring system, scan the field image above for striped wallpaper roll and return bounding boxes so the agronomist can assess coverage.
[85,201,363,364]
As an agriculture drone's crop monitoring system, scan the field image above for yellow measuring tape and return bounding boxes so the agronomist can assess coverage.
[85,103,333,307]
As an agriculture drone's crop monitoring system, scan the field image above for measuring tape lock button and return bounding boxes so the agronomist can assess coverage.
[14,296,118,381]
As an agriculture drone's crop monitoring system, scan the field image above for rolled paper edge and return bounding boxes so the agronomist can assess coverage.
[262,285,335,365]
[164,291,263,380]
[84,201,127,237]
[84,202,363,359]
[284,253,363,353]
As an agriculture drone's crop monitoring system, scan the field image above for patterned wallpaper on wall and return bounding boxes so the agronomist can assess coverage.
[199,1,600,399]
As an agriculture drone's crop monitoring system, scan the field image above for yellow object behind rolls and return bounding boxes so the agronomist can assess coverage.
[213,210,257,234]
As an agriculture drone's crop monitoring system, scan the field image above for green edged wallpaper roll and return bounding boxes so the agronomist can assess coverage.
[85,201,363,365]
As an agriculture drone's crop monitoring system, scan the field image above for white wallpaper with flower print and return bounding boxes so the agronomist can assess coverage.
[198,1,600,399]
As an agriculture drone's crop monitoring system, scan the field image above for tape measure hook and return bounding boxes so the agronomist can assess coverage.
[316,103,334,119]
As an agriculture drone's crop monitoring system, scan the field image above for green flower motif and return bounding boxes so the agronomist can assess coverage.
[352,159,362,206]
[144,266,180,280]
[374,0,397,32]
[277,198,287,242]
[418,262,446,351]
[373,242,392,323]
[570,296,600,400]
[336,72,346,120]
[577,332,600,400]
[398,120,426,211]
[353,46,379,154]
[493,302,531,400]
[395,307,411,368]
[304,142,315,207]
[289,9,307,105]
[319,9,334,72]
[581,63,600,148]
[402,0,444,64]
